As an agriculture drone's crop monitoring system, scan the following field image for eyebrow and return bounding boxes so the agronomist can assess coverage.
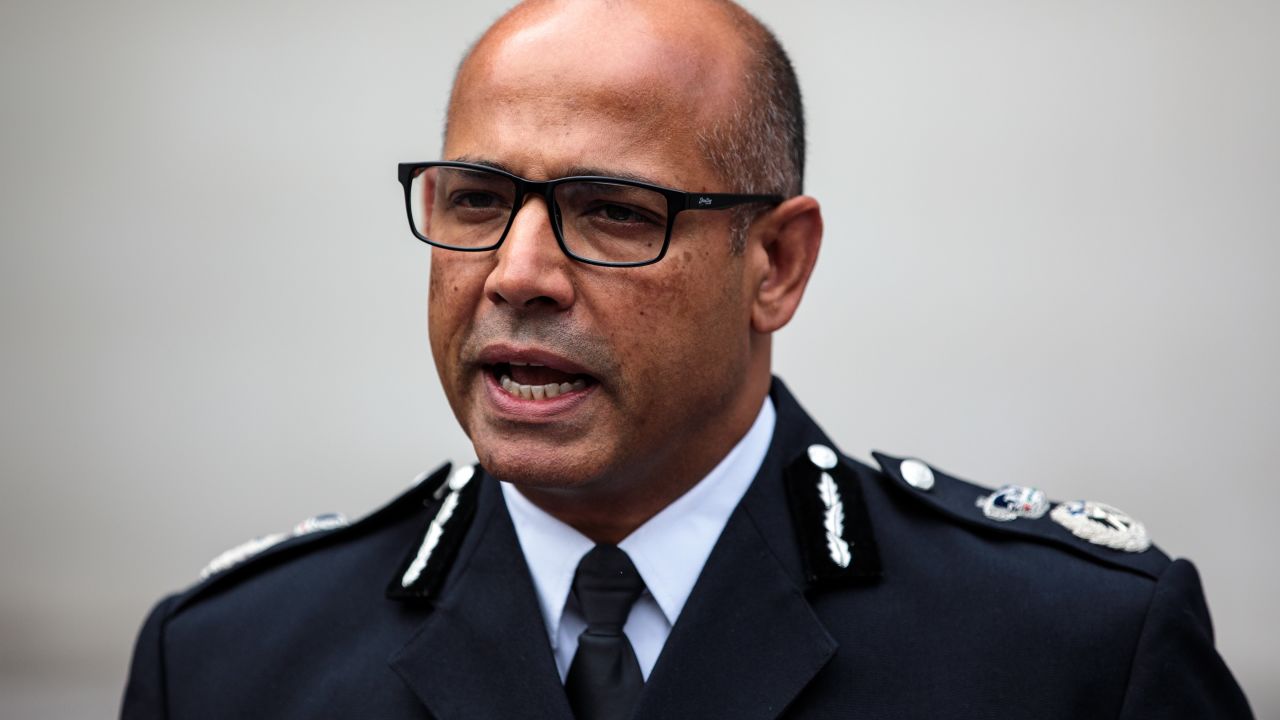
[449,155,669,188]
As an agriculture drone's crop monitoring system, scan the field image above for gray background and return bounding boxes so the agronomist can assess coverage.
[2,0,1276,716]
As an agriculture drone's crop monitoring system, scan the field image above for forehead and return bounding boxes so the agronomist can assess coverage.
[445,1,744,185]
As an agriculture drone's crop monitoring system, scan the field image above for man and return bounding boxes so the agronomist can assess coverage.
[122,0,1253,717]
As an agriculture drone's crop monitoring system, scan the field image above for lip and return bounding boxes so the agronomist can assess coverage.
[476,343,599,421]
[476,343,596,377]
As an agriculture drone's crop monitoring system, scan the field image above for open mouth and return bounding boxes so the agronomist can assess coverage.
[486,361,596,401]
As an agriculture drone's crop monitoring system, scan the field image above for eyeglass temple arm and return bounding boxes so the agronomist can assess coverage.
[683,192,784,211]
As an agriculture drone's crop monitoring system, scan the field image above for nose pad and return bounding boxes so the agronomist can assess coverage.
[484,196,576,310]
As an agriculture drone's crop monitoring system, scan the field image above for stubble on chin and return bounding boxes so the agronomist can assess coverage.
[472,420,620,489]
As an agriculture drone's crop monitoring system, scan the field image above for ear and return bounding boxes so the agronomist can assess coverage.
[748,195,823,334]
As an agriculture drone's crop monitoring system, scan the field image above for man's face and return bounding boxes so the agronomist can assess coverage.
[429,4,759,492]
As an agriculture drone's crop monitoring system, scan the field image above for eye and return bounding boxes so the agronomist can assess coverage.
[554,181,669,240]
[452,191,502,209]
[596,203,649,224]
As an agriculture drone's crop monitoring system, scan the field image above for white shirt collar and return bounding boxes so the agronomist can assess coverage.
[501,396,776,649]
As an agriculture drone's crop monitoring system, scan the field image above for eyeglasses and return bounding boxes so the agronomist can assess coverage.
[398,161,784,267]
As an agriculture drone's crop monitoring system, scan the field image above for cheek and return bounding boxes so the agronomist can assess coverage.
[427,255,484,360]
[606,248,747,382]
[426,261,450,349]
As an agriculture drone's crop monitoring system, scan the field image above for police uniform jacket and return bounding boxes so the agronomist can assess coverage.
[122,379,1254,718]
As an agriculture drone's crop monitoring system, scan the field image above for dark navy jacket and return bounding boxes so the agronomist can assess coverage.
[122,380,1253,718]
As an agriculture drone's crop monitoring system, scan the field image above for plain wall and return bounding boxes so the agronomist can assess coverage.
[1,0,1276,716]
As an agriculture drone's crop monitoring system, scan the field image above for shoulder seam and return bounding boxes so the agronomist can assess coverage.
[1112,558,1172,720]
[157,593,177,719]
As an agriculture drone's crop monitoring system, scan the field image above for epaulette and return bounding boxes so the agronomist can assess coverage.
[171,462,456,614]
[871,451,1170,580]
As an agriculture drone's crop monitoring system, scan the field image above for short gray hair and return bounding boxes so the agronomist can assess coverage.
[696,17,805,253]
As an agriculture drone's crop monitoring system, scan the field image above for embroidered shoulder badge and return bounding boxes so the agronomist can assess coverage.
[200,512,349,579]
[387,462,483,602]
[818,470,851,568]
[400,464,474,587]
[1050,500,1150,553]
[807,444,852,567]
[976,485,1049,522]
[784,444,882,589]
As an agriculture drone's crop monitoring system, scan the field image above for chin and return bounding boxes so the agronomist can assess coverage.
[470,432,610,490]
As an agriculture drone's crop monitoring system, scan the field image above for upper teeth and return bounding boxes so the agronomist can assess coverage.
[500,374,586,400]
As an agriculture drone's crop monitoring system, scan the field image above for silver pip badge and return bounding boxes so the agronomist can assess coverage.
[1050,500,1151,553]
[976,484,1049,522]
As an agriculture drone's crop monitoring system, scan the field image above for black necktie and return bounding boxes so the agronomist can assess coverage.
[564,544,646,720]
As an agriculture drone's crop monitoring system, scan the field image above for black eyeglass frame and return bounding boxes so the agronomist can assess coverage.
[398,160,785,267]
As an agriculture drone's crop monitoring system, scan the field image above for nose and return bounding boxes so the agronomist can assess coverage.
[483,196,576,311]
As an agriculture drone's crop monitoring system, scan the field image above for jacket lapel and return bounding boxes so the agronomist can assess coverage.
[632,506,837,720]
[388,474,574,720]
[389,380,871,720]
[632,380,852,720]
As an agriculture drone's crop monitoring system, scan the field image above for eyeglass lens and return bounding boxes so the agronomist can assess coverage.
[409,166,669,264]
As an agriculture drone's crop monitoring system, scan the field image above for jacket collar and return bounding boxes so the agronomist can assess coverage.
[388,474,576,719]
[388,378,880,720]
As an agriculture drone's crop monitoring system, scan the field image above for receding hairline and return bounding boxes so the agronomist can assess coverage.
[444,0,769,145]
[459,0,762,73]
